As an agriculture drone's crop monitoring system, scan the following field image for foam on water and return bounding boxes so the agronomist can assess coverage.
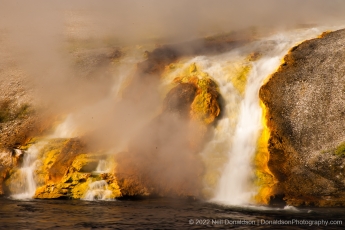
[283,205,300,212]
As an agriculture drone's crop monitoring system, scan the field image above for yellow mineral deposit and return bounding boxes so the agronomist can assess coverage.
[30,139,122,199]
[224,52,262,96]
[254,100,277,204]
[170,63,221,125]
[226,63,251,96]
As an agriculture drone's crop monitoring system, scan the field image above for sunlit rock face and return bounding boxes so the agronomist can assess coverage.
[260,29,345,206]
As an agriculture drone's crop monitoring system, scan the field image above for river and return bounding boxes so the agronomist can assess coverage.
[0,197,344,229]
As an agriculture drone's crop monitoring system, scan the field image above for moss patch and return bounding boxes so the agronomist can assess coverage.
[0,100,13,123]
[334,142,345,156]
[0,100,33,123]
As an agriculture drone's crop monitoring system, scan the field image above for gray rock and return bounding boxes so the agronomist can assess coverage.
[260,29,345,206]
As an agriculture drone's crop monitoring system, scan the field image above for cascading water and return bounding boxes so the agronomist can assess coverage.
[211,28,333,205]
[95,159,109,173]
[213,48,287,205]
[10,144,43,199]
[82,159,114,201]
[82,180,113,201]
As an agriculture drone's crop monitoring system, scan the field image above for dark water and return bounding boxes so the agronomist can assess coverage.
[0,197,344,229]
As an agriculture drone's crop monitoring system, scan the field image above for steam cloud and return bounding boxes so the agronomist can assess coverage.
[1,0,345,109]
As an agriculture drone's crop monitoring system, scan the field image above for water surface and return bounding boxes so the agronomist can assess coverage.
[0,198,344,229]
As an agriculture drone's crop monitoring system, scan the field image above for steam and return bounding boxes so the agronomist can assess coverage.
[1,0,345,198]
[2,0,345,114]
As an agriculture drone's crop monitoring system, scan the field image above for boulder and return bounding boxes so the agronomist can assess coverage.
[260,29,345,206]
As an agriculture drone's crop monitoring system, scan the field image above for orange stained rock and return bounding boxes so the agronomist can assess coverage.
[254,100,277,204]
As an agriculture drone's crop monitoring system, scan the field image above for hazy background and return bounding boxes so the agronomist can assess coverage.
[1,0,345,106]
[2,0,345,44]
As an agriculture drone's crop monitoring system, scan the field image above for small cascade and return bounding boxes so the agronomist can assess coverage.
[95,159,109,173]
[83,159,114,201]
[10,144,42,199]
[82,180,114,201]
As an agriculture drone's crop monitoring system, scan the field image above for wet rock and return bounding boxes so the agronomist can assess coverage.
[0,138,121,199]
[32,138,121,199]
[47,139,86,183]
[172,66,221,125]
[163,83,197,118]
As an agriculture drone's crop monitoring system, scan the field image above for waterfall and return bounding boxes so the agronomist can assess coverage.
[82,159,114,201]
[161,27,334,205]
[82,180,114,201]
[213,49,287,205]
[10,144,42,199]
[211,28,331,205]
